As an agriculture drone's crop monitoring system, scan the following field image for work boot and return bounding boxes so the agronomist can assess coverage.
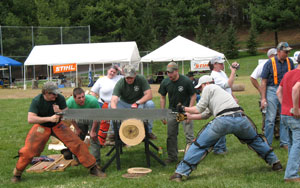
[148,133,157,140]
[90,165,107,178]
[11,168,22,183]
[164,158,177,164]
[285,178,300,183]
[272,161,283,171]
[169,173,182,182]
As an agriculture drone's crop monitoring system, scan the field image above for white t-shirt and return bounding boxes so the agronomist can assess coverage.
[91,75,123,103]
[250,61,267,80]
[210,70,232,93]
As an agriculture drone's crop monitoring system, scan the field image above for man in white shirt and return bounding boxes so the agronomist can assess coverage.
[250,48,280,138]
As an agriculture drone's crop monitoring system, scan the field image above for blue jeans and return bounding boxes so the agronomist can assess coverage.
[281,115,300,179]
[265,86,288,146]
[175,114,279,176]
[116,99,155,133]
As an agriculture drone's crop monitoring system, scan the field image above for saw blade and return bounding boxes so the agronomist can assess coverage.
[61,108,172,121]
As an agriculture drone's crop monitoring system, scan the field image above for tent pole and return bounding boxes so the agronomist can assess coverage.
[50,66,52,81]
[9,66,12,87]
[76,64,78,87]
[147,62,149,76]
[182,61,184,74]
[141,62,143,76]
[102,63,104,75]
[23,65,26,90]
[47,66,49,80]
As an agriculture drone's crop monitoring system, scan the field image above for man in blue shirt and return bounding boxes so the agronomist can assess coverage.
[261,42,295,148]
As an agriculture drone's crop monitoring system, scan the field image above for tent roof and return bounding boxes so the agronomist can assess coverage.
[141,35,224,62]
[0,56,23,66]
[24,42,141,66]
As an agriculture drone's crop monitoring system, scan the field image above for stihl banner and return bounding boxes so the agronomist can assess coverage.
[53,63,77,74]
[190,60,210,71]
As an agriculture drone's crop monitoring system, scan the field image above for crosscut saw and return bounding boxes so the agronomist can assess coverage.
[60,108,174,121]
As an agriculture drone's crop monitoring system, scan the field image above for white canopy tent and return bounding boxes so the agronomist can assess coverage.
[141,35,225,74]
[24,42,141,89]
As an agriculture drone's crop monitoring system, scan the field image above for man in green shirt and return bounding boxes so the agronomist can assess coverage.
[11,82,106,183]
[111,64,157,139]
[66,87,102,167]
[159,62,196,164]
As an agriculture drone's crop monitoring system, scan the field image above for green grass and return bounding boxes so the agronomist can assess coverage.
[0,95,297,188]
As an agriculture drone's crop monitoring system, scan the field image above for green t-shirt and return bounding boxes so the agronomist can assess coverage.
[29,93,67,127]
[158,74,196,111]
[113,75,151,104]
[66,94,100,109]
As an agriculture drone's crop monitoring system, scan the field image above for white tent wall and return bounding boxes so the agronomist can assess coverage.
[23,42,141,89]
[141,35,225,75]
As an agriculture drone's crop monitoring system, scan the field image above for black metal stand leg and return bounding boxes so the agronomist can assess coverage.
[144,122,151,167]
[102,120,122,171]
[144,121,166,167]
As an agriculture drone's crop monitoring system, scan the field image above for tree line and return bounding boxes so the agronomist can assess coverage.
[0,0,299,59]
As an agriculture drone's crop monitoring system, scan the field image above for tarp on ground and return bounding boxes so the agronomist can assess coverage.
[24,42,141,66]
[141,35,224,62]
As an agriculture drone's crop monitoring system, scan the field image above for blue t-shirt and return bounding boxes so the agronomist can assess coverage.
[261,56,294,86]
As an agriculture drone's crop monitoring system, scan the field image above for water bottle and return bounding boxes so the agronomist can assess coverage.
[158,147,163,157]
[262,102,267,114]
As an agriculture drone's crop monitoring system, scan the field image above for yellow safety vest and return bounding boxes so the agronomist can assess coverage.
[271,57,291,85]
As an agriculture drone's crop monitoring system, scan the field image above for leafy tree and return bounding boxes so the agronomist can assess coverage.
[224,22,239,58]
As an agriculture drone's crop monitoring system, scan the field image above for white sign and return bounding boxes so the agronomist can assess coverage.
[190,60,210,71]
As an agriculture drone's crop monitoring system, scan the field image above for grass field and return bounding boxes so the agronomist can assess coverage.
[1,51,299,188]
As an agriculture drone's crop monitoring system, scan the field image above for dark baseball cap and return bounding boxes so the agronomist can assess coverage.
[277,42,292,51]
[166,62,178,72]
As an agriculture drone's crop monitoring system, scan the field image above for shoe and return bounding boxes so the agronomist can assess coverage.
[285,177,300,182]
[165,159,177,164]
[11,176,21,183]
[169,173,182,182]
[90,165,107,178]
[11,168,22,183]
[213,151,227,155]
[280,145,288,150]
[272,161,283,171]
[148,133,157,140]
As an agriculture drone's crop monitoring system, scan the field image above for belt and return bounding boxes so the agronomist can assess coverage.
[222,112,245,118]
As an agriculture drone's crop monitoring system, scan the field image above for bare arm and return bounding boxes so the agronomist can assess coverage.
[160,95,167,124]
[184,106,200,114]
[250,77,262,95]
[91,91,98,97]
[137,89,153,104]
[189,93,196,107]
[28,106,67,124]
[276,85,283,104]
[90,121,99,141]
[292,82,300,118]
[227,63,237,88]
[260,78,268,109]
[110,95,119,109]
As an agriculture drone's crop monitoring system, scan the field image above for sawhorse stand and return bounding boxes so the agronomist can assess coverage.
[102,120,166,172]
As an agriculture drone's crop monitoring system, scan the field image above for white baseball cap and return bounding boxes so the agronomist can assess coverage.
[210,56,225,64]
[195,75,214,89]
[294,51,300,63]
[267,48,277,57]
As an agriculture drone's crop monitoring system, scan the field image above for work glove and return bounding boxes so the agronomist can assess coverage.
[176,103,185,113]
[131,103,139,109]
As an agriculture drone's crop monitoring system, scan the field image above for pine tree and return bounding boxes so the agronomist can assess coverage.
[246,22,258,56]
[224,22,239,59]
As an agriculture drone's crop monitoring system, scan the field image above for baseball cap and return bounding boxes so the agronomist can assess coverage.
[194,75,214,89]
[277,42,292,51]
[294,51,300,63]
[166,61,178,72]
[267,48,277,57]
[43,81,60,94]
[123,64,136,77]
[210,56,225,64]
